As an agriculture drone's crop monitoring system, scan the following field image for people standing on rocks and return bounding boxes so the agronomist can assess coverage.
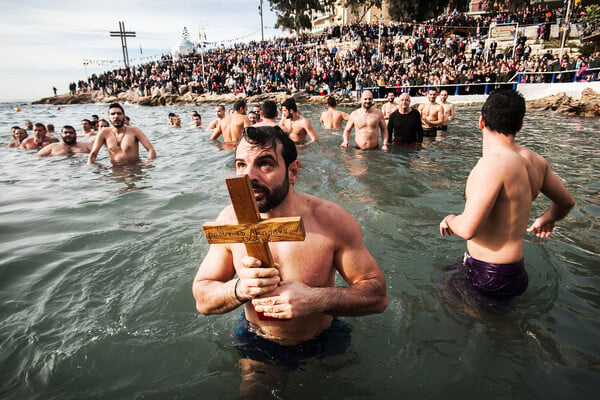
[342,90,388,151]
[280,97,318,143]
[211,100,251,144]
[320,96,349,130]
[20,123,58,150]
[418,88,445,139]
[387,93,423,145]
[88,103,156,164]
[439,90,455,131]
[37,125,91,156]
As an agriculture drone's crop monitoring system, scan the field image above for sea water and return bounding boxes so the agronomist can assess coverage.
[0,102,598,399]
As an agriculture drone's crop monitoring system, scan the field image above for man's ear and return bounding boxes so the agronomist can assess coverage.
[288,160,300,184]
[479,115,484,129]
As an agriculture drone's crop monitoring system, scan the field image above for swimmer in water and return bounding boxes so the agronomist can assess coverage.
[88,103,156,164]
[342,90,388,151]
[320,96,349,130]
[37,125,91,156]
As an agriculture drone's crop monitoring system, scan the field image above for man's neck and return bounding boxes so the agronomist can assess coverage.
[482,128,516,154]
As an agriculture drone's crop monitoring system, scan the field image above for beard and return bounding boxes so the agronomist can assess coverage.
[253,175,289,213]
[63,135,77,146]
[112,119,124,128]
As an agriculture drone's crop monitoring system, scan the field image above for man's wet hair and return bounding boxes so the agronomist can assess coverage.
[81,119,91,124]
[109,103,125,113]
[239,125,297,169]
[168,112,176,118]
[482,89,526,136]
[282,97,298,112]
[233,99,246,112]
[327,96,337,107]
[34,123,46,130]
[261,100,277,119]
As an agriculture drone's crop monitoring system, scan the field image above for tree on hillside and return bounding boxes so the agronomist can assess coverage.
[268,0,335,35]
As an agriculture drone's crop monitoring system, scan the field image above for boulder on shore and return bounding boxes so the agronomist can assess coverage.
[527,88,600,117]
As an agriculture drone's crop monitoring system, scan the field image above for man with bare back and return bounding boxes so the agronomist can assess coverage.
[87,103,156,164]
[320,96,349,130]
[342,90,388,151]
[211,100,251,144]
[440,90,574,298]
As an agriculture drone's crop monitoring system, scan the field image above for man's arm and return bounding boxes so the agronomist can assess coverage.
[37,144,54,156]
[87,133,105,164]
[378,113,389,150]
[303,119,319,143]
[134,128,156,160]
[341,113,355,147]
[448,104,456,122]
[193,211,280,314]
[252,207,387,319]
[208,118,219,130]
[440,157,503,239]
[527,165,575,237]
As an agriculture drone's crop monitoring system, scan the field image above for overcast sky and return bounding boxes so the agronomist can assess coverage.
[0,0,285,102]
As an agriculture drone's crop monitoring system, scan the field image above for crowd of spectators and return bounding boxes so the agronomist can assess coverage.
[69,5,599,100]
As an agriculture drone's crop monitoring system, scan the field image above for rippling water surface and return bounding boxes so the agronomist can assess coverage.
[0,101,598,399]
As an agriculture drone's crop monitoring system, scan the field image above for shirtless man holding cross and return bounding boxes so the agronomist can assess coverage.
[193,126,387,383]
[88,103,156,164]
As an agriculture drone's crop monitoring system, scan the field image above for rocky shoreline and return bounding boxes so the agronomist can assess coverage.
[32,87,600,117]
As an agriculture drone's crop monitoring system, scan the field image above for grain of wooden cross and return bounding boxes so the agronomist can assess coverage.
[203,175,306,319]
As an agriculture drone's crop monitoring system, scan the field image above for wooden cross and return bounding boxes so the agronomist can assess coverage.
[203,175,306,320]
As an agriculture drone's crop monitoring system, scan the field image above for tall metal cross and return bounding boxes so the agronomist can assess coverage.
[110,21,136,68]
[203,175,306,320]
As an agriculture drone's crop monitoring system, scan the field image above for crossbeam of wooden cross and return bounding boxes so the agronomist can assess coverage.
[203,175,306,320]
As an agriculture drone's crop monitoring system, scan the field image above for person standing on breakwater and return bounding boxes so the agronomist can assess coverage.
[342,90,388,151]
[193,126,387,397]
[440,90,575,299]
[320,96,349,130]
[88,103,156,164]
[37,125,91,156]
